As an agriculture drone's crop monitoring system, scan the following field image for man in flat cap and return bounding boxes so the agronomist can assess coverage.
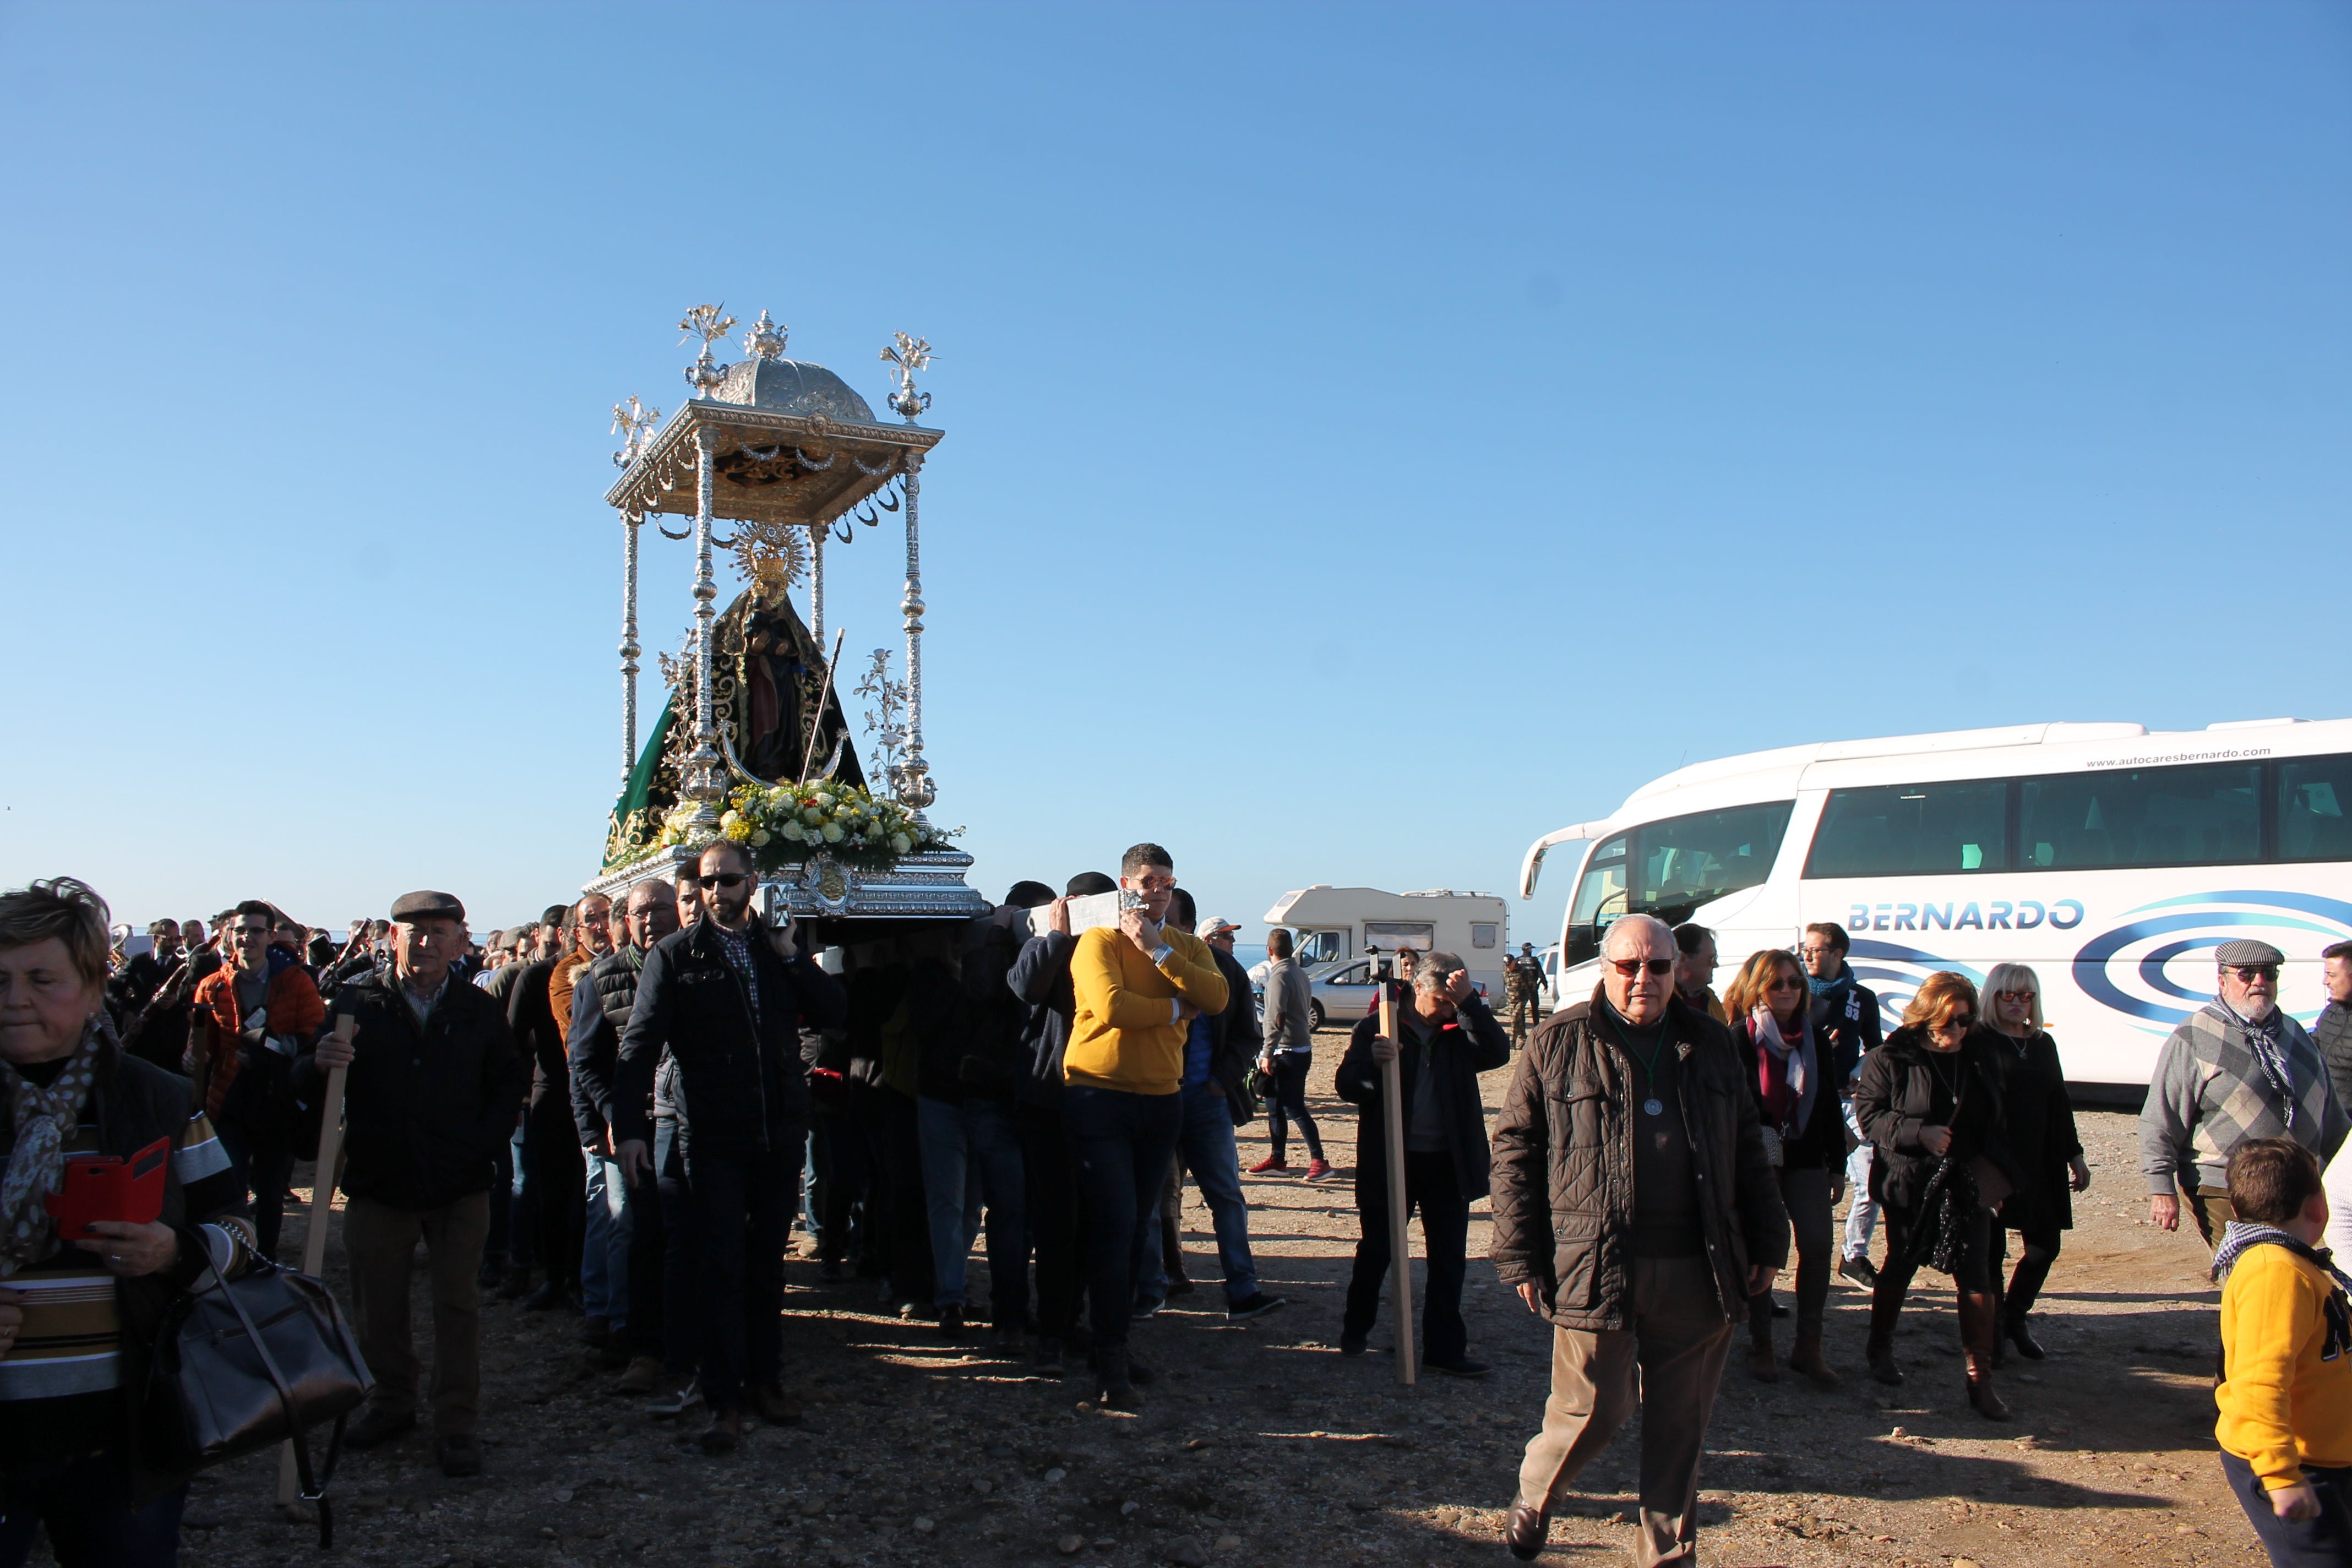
[2141,938,2349,1248]
[302,890,529,1477]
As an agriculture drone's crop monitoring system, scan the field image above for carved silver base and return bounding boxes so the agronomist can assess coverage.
[585,846,988,924]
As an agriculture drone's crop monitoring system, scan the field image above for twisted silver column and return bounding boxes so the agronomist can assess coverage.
[682,427,723,825]
[895,453,935,812]
[621,508,642,782]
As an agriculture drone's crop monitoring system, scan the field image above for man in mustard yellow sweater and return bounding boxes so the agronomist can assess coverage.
[2213,1136,2352,1567]
[1064,842,1228,1408]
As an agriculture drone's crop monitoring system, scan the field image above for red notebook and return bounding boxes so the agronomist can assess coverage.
[45,1136,170,1240]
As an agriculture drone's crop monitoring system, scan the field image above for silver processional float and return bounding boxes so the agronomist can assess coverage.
[586,306,988,934]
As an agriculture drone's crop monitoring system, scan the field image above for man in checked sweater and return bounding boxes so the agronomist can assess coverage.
[2142,938,2349,1248]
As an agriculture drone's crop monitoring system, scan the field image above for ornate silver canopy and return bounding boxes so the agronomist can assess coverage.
[596,304,981,924]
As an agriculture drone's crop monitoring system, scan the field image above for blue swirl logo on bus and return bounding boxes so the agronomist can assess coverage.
[2071,890,2352,1030]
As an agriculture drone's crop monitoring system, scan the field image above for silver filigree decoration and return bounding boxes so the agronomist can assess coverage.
[881,332,933,422]
[855,647,911,792]
[610,395,661,468]
[679,303,737,398]
[743,309,787,361]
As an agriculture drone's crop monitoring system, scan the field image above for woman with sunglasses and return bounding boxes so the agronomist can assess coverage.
[1853,970,2018,1419]
[1722,949,1846,1386]
[1979,963,2088,1363]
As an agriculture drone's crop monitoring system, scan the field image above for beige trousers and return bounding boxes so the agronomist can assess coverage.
[1516,1253,1734,1568]
[344,1191,491,1437]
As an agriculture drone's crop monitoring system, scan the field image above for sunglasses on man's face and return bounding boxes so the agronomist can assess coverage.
[698,872,752,890]
[1608,958,1675,978]
[2230,965,2280,983]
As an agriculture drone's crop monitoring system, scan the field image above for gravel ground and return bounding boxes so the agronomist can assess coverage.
[90,1033,2248,1568]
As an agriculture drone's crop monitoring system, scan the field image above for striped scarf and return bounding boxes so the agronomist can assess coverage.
[0,1016,107,1278]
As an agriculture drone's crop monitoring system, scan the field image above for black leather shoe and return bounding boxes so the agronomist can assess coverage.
[1426,1355,1492,1378]
[343,1404,416,1451]
[435,1434,483,1478]
[1505,1501,1547,1560]
[524,1280,564,1311]
[1339,1335,1368,1358]
[2006,1317,2047,1360]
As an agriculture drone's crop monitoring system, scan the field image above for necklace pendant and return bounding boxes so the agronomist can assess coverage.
[1643,1096,1664,1117]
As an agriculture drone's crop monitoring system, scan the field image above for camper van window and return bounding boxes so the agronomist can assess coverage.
[1471,923,1498,949]
[1803,780,2009,879]
[2279,755,2352,862]
[1295,930,1347,965]
[1364,921,1435,951]
[2018,761,2260,870]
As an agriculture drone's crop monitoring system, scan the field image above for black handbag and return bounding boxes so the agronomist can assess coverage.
[149,1260,373,1548]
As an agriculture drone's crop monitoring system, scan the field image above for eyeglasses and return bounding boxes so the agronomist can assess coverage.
[1608,958,1676,978]
[1931,1014,1974,1033]
[2229,965,2280,983]
[1995,989,2037,1002]
[1767,978,1805,992]
[698,873,752,890]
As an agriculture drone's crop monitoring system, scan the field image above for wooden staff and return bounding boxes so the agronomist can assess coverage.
[277,1012,353,1507]
[1378,978,1416,1386]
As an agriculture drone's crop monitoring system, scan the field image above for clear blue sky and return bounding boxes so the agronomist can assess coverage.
[3,2,2346,945]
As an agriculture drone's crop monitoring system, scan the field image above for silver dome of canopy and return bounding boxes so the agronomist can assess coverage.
[710,355,876,423]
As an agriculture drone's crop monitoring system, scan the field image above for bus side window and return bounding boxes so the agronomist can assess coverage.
[2280,756,2352,862]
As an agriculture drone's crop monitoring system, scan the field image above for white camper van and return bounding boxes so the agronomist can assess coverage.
[1261,886,1511,1000]
[1518,717,2352,1088]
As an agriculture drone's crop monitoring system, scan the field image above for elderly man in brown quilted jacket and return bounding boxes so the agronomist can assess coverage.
[1489,913,1787,1567]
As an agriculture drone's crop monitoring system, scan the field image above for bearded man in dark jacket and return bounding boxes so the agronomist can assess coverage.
[1489,914,1785,1568]
[613,841,847,1453]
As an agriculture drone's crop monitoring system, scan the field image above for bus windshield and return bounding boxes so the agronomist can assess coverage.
[1565,800,1795,967]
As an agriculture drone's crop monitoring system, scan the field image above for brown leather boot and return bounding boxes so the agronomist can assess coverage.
[1958,1291,2011,1421]
[1789,1330,1840,1387]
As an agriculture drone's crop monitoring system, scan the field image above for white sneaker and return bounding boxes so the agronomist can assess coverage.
[646,1374,703,1418]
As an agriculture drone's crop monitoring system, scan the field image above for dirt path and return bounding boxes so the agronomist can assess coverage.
[162,1033,2244,1568]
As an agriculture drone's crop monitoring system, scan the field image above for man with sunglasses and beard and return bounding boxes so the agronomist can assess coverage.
[613,840,846,1453]
[2141,938,2349,1248]
[1490,913,1785,1568]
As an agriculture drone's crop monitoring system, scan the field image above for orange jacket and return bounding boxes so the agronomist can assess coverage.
[192,963,325,1119]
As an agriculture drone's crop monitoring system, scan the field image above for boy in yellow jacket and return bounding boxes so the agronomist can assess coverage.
[1063,842,1227,1409]
[2213,1136,2352,1566]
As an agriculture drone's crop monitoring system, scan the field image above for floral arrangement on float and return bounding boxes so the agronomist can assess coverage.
[655,778,955,873]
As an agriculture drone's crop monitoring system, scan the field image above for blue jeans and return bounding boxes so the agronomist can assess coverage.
[1842,1097,1877,1262]
[682,1137,801,1413]
[1064,1085,1183,1352]
[918,1096,1027,1319]
[0,1451,183,1568]
[1173,1087,1259,1307]
[1266,1053,1322,1163]
[580,1147,632,1326]
[654,1119,699,1377]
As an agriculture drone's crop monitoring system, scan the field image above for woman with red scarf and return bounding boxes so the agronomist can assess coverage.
[1725,948,1847,1386]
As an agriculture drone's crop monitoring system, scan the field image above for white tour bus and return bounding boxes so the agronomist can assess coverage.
[1519,717,2352,1088]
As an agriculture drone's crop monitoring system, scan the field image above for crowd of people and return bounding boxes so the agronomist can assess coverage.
[4,864,2352,1567]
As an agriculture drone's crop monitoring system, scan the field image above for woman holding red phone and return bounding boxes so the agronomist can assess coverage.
[0,878,260,1568]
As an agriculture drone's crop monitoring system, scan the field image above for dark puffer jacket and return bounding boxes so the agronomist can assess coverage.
[1852,1024,2016,1213]
[612,917,848,1153]
[568,945,648,1147]
[293,970,527,1211]
[1489,988,1788,1331]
